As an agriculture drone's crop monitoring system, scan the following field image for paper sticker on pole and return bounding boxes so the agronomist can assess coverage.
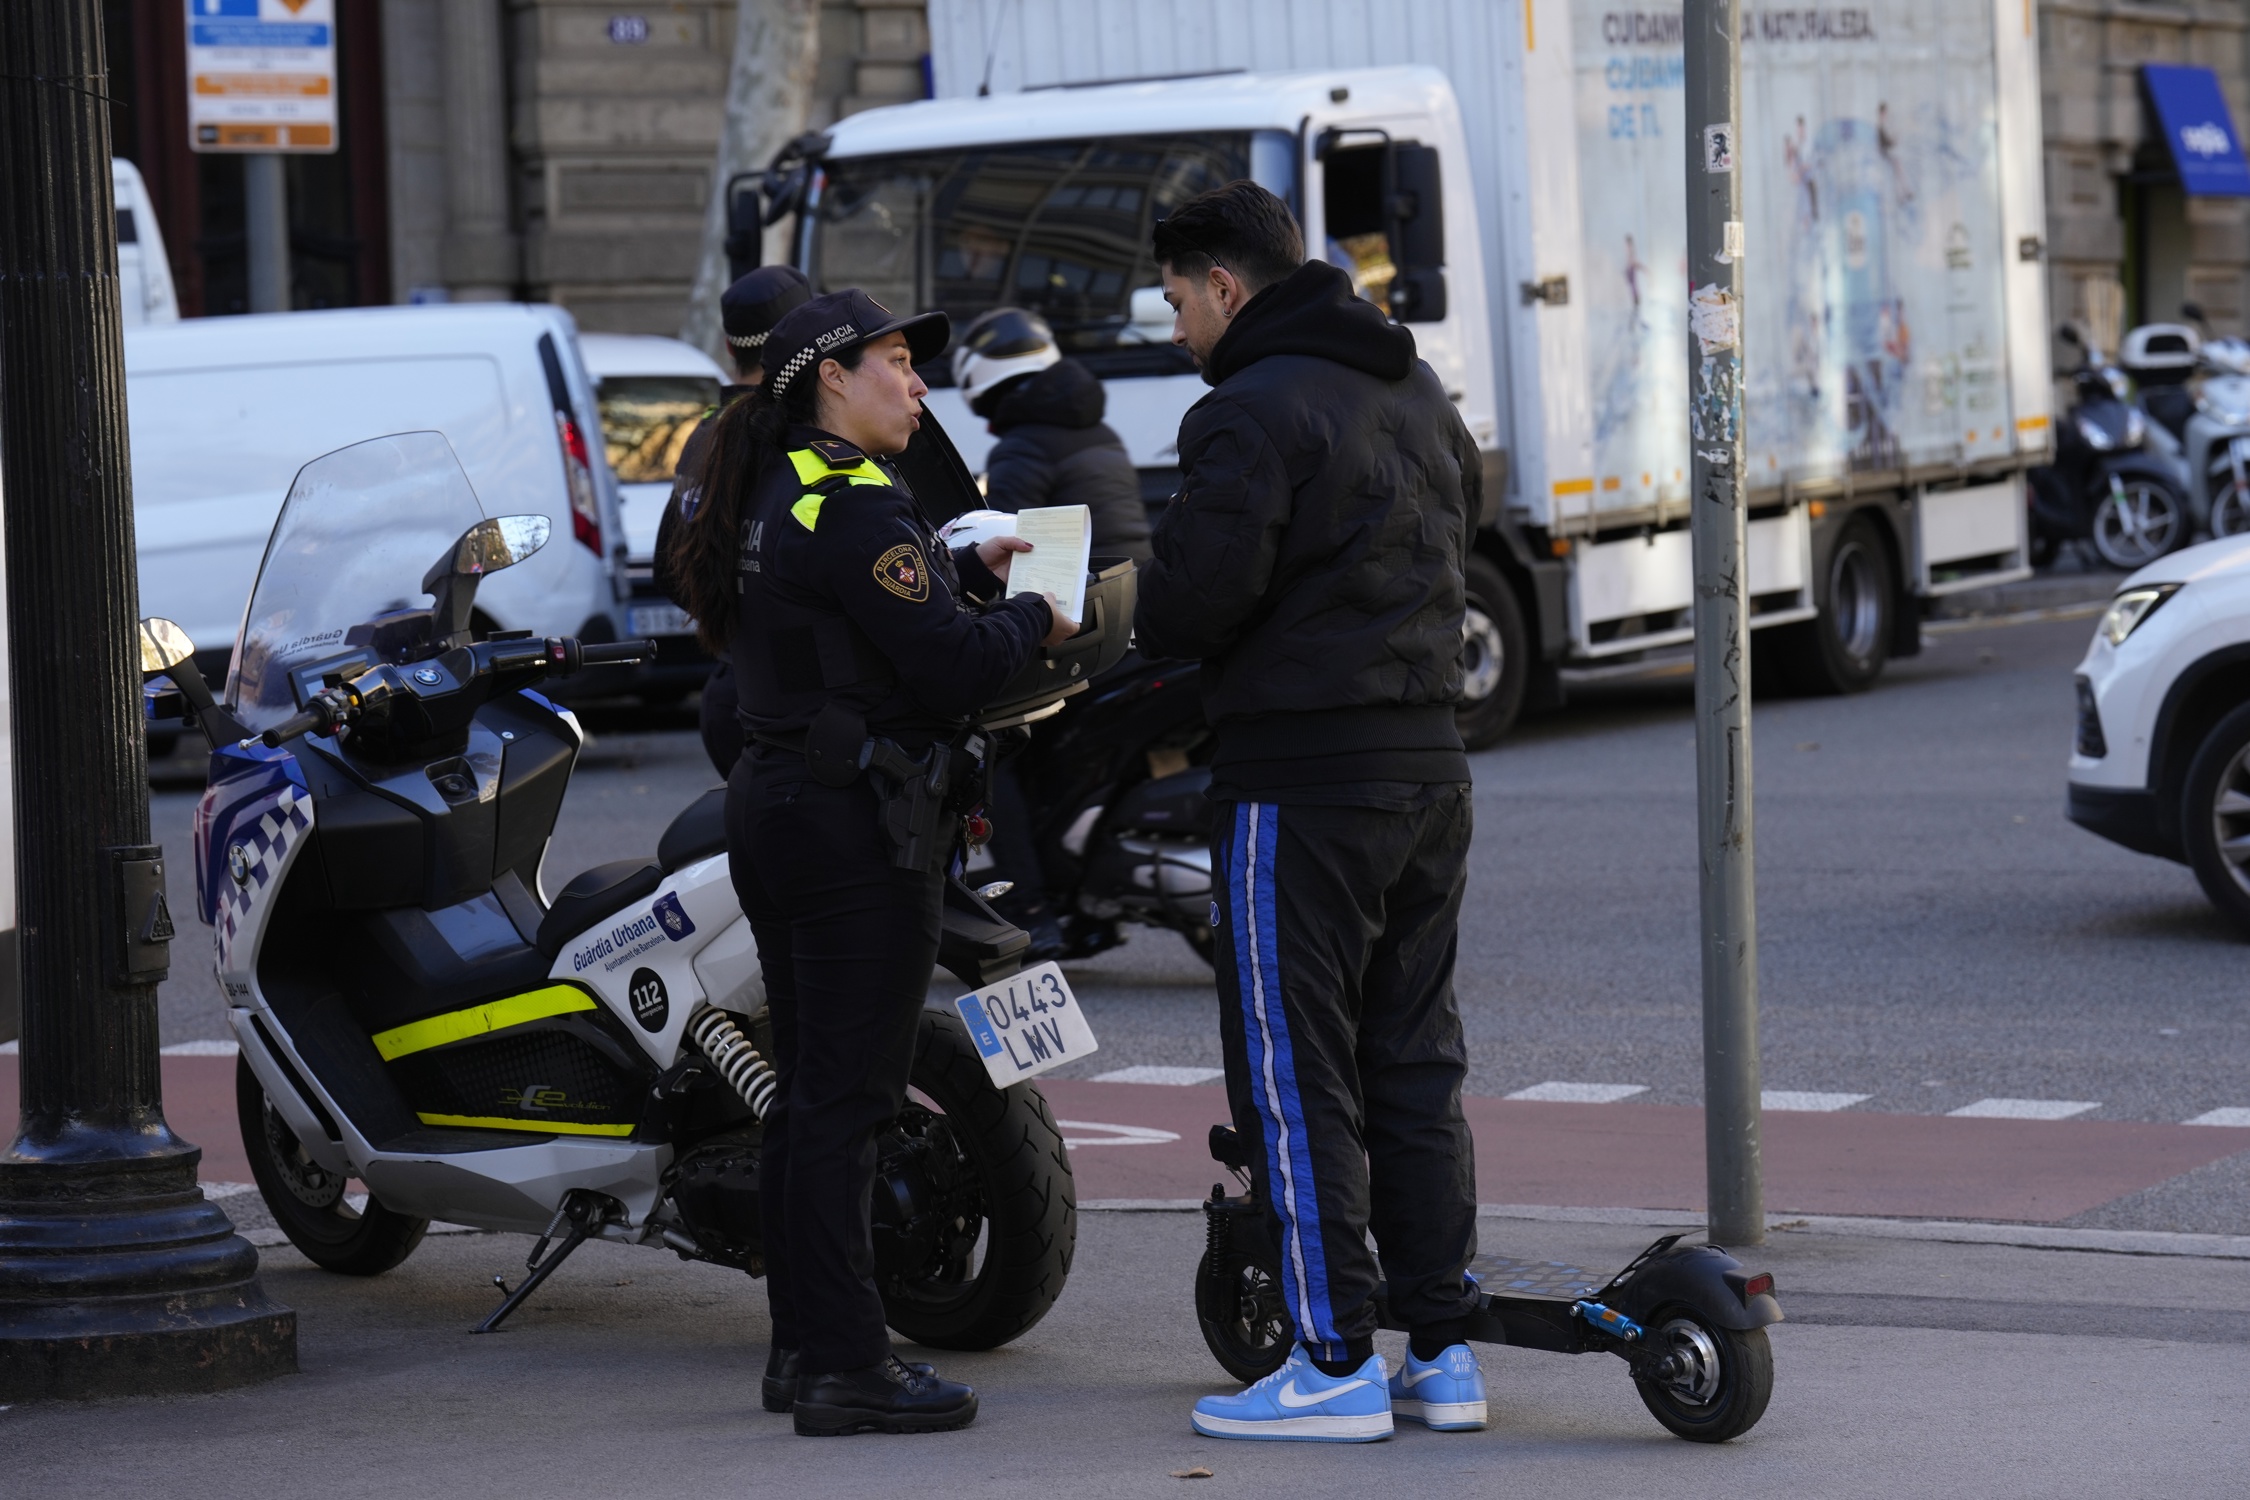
[186,0,338,154]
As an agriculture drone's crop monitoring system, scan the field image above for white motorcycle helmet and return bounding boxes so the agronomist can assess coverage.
[952,307,1060,416]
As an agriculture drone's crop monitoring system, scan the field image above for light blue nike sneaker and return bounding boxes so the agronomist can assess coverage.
[1387,1342,1488,1430]
[1191,1346,1393,1442]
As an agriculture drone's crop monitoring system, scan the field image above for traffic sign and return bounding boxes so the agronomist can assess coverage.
[185,0,338,154]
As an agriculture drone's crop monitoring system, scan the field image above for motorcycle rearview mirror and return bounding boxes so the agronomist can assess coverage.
[137,617,196,680]
[2058,323,2083,347]
[2183,301,2209,329]
[422,515,552,648]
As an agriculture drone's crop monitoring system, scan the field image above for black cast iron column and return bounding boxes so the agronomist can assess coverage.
[0,0,295,1397]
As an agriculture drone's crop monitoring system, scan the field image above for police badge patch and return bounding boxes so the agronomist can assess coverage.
[874,542,931,602]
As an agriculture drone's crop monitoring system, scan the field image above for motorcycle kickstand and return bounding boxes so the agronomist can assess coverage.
[471,1190,606,1334]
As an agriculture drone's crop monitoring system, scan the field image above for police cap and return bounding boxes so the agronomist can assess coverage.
[762,289,951,397]
[720,265,813,354]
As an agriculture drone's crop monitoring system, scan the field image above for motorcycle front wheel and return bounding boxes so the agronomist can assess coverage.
[2210,476,2250,539]
[2092,478,2187,569]
[874,1007,1076,1349]
[235,1055,429,1275]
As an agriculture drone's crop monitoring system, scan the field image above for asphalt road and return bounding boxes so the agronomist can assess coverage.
[145,605,2250,1231]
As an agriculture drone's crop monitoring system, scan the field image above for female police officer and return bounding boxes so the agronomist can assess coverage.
[668,290,1075,1436]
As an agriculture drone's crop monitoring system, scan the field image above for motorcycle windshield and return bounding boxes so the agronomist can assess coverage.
[226,431,489,730]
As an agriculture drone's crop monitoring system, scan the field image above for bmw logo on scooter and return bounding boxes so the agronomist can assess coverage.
[628,967,669,1032]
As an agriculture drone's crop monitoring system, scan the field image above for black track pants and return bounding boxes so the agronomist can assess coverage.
[727,745,940,1375]
[1211,792,1478,1363]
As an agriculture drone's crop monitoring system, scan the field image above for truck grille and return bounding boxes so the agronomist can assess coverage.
[2074,675,2107,758]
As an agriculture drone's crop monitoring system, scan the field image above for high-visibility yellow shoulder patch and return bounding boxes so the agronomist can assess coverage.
[370,985,594,1062]
[787,446,894,489]
[791,493,825,531]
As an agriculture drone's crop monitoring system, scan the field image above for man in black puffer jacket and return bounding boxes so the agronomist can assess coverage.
[1137,181,1485,1443]
[954,307,1151,562]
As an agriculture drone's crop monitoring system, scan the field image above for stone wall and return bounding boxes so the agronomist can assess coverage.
[2042,0,2250,345]
[383,0,930,333]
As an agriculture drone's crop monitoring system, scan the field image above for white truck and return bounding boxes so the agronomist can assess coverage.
[772,0,2050,744]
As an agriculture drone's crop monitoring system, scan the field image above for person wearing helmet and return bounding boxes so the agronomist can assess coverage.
[656,264,815,775]
[952,307,1151,563]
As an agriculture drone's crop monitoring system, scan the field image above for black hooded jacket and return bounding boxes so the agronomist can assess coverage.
[982,358,1151,562]
[1134,261,1478,803]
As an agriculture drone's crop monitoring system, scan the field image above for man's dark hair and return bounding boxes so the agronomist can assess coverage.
[1152,180,1304,294]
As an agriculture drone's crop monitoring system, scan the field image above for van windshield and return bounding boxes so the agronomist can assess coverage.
[227,431,489,730]
[809,129,1297,379]
[597,375,722,483]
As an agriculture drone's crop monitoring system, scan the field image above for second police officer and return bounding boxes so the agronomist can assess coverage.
[665,289,1077,1436]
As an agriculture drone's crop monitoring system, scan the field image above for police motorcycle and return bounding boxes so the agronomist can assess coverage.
[163,430,1131,1346]
[2132,307,2250,539]
[1192,1126,1782,1443]
[2028,323,2190,570]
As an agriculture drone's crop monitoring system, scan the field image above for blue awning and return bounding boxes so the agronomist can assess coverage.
[2143,64,2250,197]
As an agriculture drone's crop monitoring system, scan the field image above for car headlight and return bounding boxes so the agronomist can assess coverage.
[2098,582,2182,645]
[2076,413,2116,451]
[2124,406,2147,447]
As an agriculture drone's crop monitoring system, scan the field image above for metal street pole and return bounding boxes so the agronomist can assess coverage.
[243,152,291,313]
[0,0,295,1397]
[1684,0,1764,1247]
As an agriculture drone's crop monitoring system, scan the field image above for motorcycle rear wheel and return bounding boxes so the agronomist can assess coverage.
[2211,477,2250,539]
[875,1008,1075,1349]
[236,1056,429,1275]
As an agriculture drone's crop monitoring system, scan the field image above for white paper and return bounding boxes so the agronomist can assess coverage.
[1003,504,1092,623]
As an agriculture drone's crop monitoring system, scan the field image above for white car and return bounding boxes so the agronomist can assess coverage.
[113,158,179,328]
[2068,534,2250,927]
[578,332,729,702]
[125,303,629,692]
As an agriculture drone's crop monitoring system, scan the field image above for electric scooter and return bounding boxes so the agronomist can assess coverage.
[1192,1125,1783,1443]
[155,430,1132,1345]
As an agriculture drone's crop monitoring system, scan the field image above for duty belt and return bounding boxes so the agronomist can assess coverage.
[754,713,976,875]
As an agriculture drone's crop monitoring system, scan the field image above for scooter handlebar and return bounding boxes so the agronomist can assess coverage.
[574,639,658,667]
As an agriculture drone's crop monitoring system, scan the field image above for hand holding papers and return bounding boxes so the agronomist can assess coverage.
[1002,504,1092,624]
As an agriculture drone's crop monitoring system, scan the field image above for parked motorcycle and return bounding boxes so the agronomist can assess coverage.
[2134,306,2250,539]
[164,430,1129,1345]
[2028,324,2190,570]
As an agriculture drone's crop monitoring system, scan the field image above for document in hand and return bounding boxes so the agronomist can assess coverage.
[1003,504,1092,623]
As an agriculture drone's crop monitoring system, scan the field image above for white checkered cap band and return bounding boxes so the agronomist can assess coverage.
[725,330,770,350]
[771,343,822,393]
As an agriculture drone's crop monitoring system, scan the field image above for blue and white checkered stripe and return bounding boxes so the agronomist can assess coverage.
[216,784,311,972]
[1227,801,1342,1359]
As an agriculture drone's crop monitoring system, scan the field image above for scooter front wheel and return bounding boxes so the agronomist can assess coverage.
[1631,1302,1773,1443]
[2211,477,2250,539]
[235,1055,430,1276]
[2091,479,2188,569]
[1194,1245,1291,1384]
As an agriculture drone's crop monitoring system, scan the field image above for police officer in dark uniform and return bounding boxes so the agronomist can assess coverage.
[665,289,1077,1436]
[654,264,813,775]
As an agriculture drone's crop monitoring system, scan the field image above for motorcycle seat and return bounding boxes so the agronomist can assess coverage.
[536,858,665,957]
[658,786,728,872]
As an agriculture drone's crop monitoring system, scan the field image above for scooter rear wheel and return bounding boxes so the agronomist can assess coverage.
[1631,1302,1773,1442]
[1194,1246,1292,1384]
[2092,479,2187,569]
[235,1055,430,1276]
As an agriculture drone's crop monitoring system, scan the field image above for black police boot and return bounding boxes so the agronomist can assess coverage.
[762,1346,801,1413]
[793,1354,977,1436]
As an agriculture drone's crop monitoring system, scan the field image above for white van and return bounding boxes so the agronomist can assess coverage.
[124,304,629,683]
[112,158,179,328]
[577,332,728,702]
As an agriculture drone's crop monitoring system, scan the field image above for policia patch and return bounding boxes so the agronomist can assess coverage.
[874,542,931,602]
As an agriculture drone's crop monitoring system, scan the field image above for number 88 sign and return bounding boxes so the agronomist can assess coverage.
[952,961,1100,1087]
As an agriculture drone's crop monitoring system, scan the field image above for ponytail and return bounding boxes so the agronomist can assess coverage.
[668,341,873,653]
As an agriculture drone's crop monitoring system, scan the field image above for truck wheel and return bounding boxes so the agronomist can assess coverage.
[2180,701,2250,934]
[236,1055,428,1276]
[875,1008,1075,1350]
[1456,554,1529,750]
[1632,1304,1774,1443]
[1771,514,1891,695]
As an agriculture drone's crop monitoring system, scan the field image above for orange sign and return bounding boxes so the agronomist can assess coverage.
[185,0,339,155]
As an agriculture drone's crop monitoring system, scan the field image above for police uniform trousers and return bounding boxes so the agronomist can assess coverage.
[727,742,942,1374]
[1210,789,1479,1365]
[698,661,745,779]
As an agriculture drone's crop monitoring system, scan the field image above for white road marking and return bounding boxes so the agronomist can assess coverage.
[1948,1097,2100,1120]
[1056,1120,1182,1148]
[202,1181,258,1199]
[1506,1082,1648,1104]
[162,1040,240,1056]
[1763,1090,1871,1112]
[1091,1065,1226,1086]
[2185,1107,2250,1128]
